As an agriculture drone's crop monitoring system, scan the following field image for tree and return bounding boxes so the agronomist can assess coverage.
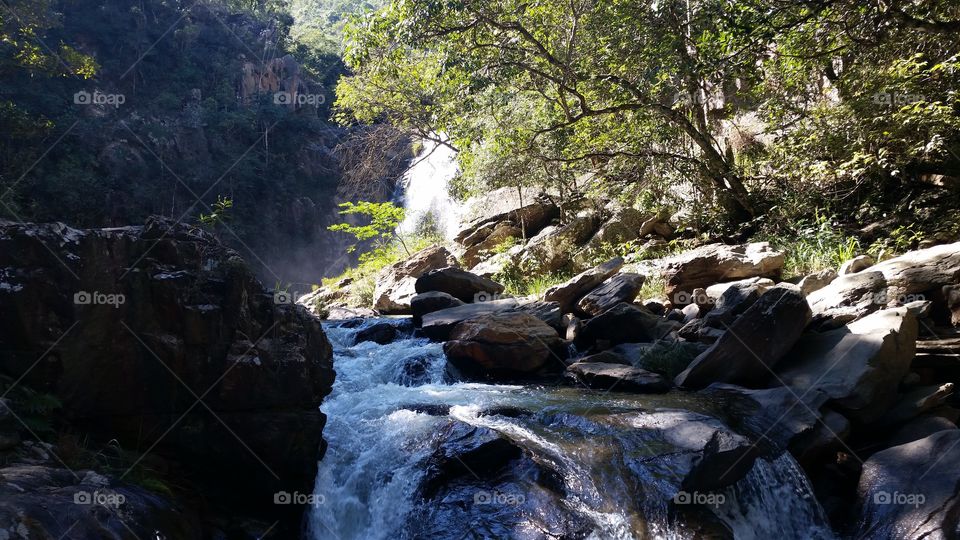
[327,200,409,255]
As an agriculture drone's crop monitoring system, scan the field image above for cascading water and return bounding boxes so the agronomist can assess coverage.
[308,321,837,540]
[395,138,462,240]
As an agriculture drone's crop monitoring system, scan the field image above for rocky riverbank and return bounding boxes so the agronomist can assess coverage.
[303,189,960,538]
[0,217,334,538]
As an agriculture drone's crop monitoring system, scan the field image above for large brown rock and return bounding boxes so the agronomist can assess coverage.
[415,267,505,303]
[662,243,784,305]
[0,217,333,531]
[443,312,563,379]
[675,285,810,389]
[543,257,623,312]
[460,221,522,267]
[373,245,459,314]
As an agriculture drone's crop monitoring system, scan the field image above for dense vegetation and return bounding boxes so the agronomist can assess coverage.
[336,0,960,237]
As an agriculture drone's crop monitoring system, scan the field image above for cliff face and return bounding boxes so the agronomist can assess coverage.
[0,216,334,534]
[1,0,407,287]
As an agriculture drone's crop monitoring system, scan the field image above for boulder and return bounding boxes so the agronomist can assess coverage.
[461,222,522,267]
[701,278,771,327]
[422,421,522,498]
[856,429,960,539]
[887,415,957,447]
[576,273,645,316]
[421,298,520,340]
[704,276,775,301]
[415,267,505,303]
[807,270,887,326]
[565,362,671,393]
[675,285,811,389]
[776,307,919,424]
[373,245,459,314]
[883,383,955,426]
[411,291,465,327]
[455,187,558,242]
[574,302,679,348]
[608,341,706,378]
[944,284,960,326]
[662,243,784,305]
[443,312,563,379]
[543,257,623,312]
[513,301,565,332]
[574,351,632,366]
[798,269,838,296]
[0,217,333,532]
[0,464,203,539]
[355,321,399,345]
[519,215,601,273]
[838,254,875,275]
[469,244,523,279]
[627,410,760,493]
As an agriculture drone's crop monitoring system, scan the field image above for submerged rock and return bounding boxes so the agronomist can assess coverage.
[566,362,671,393]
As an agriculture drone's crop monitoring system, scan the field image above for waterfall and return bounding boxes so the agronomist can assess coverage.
[395,138,462,240]
[308,321,837,540]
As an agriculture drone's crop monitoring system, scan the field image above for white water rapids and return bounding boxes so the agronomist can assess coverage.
[307,321,837,540]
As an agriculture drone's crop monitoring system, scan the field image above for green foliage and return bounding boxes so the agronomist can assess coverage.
[756,212,862,278]
[328,201,406,253]
[198,195,233,227]
[494,259,570,298]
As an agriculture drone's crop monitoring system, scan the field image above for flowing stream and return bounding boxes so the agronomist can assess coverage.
[308,320,837,540]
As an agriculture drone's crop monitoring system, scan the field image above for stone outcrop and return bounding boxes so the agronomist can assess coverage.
[0,217,334,532]
[576,273,645,316]
[675,285,811,389]
[543,257,623,312]
[661,243,785,304]
[857,429,960,539]
[574,302,680,348]
[373,245,459,314]
[776,307,918,424]
[518,215,600,273]
[414,267,505,303]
